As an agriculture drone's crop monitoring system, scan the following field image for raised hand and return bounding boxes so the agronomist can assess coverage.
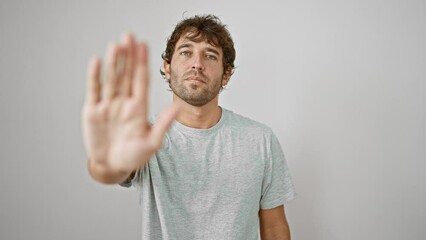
[82,34,179,183]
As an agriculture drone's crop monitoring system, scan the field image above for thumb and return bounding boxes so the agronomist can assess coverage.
[148,104,180,150]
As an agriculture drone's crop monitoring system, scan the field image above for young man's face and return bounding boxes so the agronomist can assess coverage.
[164,34,229,107]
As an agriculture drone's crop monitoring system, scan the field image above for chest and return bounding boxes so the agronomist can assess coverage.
[149,132,267,200]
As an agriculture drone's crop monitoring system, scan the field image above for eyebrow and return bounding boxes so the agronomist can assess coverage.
[205,47,220,56]
[176,43,193,51]
[176,43,221,56]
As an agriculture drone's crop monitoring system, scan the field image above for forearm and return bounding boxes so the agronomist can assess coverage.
[87,158,134,184]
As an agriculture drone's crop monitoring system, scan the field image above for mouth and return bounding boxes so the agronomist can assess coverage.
[185,76,206,84]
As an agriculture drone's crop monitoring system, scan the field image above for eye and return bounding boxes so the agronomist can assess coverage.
[180,51,191,56]
[206,54,218,60]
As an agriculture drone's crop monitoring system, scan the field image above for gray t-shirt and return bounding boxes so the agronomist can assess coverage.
[123,108,296,240]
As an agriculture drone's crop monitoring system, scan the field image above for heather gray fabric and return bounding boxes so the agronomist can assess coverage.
[124,107,296,240]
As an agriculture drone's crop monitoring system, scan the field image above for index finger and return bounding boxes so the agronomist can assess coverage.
[133,43,149,105]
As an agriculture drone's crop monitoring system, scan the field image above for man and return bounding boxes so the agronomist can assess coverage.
[82,14,296,240]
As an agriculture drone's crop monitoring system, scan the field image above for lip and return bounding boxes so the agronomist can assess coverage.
[185,76,206,83]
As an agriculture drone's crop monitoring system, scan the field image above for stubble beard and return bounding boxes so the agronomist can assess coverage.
[170,69,222,107]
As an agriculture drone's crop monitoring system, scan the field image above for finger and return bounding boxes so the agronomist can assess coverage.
[104,43,121,101]
[133,43,149,104]
[148,104,180,150]
[120,33,136,97]
[85,56,101,105]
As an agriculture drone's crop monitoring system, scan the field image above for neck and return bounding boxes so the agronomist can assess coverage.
[173,94,222,129]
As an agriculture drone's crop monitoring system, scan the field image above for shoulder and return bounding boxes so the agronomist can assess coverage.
[222,108,274,138]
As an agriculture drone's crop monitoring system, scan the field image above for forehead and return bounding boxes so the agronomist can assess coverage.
[175,33,223,54]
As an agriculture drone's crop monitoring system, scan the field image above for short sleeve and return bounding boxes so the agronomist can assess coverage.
[260,131,296,209]
[118,169,140,188]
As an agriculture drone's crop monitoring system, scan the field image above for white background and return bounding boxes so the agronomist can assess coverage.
[0,0,425,239]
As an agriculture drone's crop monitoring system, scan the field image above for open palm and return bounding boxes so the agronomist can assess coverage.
[82,34,178,179]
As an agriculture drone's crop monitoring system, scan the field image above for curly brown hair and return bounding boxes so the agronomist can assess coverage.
[160,14,236,83]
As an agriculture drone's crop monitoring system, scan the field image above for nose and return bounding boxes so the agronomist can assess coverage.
[191,54,204,71]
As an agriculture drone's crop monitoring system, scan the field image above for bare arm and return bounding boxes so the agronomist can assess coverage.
[82,34,179,184]
[259,205,291,240]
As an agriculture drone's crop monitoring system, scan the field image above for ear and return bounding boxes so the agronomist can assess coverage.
[163,60,171,80]
[222,67,232,86]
